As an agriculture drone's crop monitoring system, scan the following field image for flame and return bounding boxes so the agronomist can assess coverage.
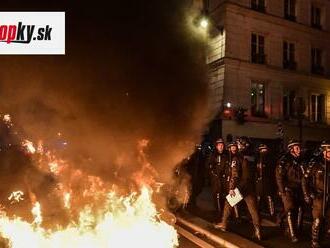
[8,192,24,205]
[0,186,178,248]
[63,192,71,209]
[31,202,42,227]
[21,140,36,154]
[0,136,179,248]
[3,114,13,126]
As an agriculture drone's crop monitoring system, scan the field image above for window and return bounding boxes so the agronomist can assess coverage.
[311,48,324,74]
[284,0,296,21]
[283,41,296,70]
[311,5,322,29]
[251,34,266,64]
[310,94,325,123]
[251,0,265,12]
[251,82,266,117]
[283,90,296,119]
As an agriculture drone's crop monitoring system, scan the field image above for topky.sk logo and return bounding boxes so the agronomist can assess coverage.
[0,12,65,55]
[0,22,52,44]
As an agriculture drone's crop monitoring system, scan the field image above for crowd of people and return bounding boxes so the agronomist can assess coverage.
[184,137,330,248]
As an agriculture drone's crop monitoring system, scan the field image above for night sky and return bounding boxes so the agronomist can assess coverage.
[0,1,209,183]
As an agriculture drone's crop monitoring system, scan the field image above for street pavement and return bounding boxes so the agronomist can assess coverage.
[177,223,224,248]
[177,186,330,248]
[178,235,201,248]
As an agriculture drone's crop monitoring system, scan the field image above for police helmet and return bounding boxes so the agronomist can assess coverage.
[258,144,268,151]
[287,139,300,149]
[215,138,225,145]
[227,141,237,149]
[321,140,330,151]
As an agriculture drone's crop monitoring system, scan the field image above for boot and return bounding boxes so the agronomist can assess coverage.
[267,196,275,217]
[213,222,227,231]
[234,205,240,219]
[311,218,321,248]
[214,203,231,231]
[297,207,303,235]
[287,211,299,243]
[253,224,262,241]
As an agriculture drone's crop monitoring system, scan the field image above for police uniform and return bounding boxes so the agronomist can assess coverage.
[256,144,275,216]
[302,141,330,248]
[276,140,305,243]
[208,138,229,215]
[214,139,261,241]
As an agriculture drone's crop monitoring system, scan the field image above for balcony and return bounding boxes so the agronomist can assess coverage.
[284,14,296,22]
[251,53,266,64]
[251,4,265,13]
[311,65,324,75]
[283,60,297,70]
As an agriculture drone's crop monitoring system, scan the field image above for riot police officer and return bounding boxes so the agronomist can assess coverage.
[214,138,262,241]
[276,139,305,243]
[302,141,330,248]
[256,144,275,217]
[208,138,229,217]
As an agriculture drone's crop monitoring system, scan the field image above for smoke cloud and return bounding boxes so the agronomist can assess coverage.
[0,0,210,187]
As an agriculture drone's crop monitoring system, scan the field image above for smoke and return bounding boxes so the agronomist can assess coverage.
[0,1,210,186]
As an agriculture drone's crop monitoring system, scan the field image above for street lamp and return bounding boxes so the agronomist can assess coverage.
[199,17,209,29]
[193,11,209,30]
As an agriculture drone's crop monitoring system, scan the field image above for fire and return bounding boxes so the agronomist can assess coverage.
[31,202,42,227]
[2,114,12,126]
[8,192,24,205]
[21,140,36,154]
[0,186,178,248]
[0,127,179,248]
[63,193,71,209]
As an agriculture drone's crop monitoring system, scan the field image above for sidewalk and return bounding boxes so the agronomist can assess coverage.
[182,186,330,248]
[177,211,264,248]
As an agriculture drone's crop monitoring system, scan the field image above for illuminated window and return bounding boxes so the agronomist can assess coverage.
[310,94,325,123]
[251,82,266,117]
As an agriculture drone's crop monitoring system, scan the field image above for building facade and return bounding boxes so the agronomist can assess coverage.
[200,0,330,146]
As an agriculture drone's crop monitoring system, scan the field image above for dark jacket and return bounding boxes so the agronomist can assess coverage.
[256,152,274,196]
[276,153,304,194]
[303,156,330,198]
[238,153,256,196]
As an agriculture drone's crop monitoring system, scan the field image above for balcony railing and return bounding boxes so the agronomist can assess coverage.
[251,53,266,64]
[283,60,297,70]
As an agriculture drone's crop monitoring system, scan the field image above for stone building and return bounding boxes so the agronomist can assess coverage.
[197,0,330,147]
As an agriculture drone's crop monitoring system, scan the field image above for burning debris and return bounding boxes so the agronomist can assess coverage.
[0,115,180,248]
